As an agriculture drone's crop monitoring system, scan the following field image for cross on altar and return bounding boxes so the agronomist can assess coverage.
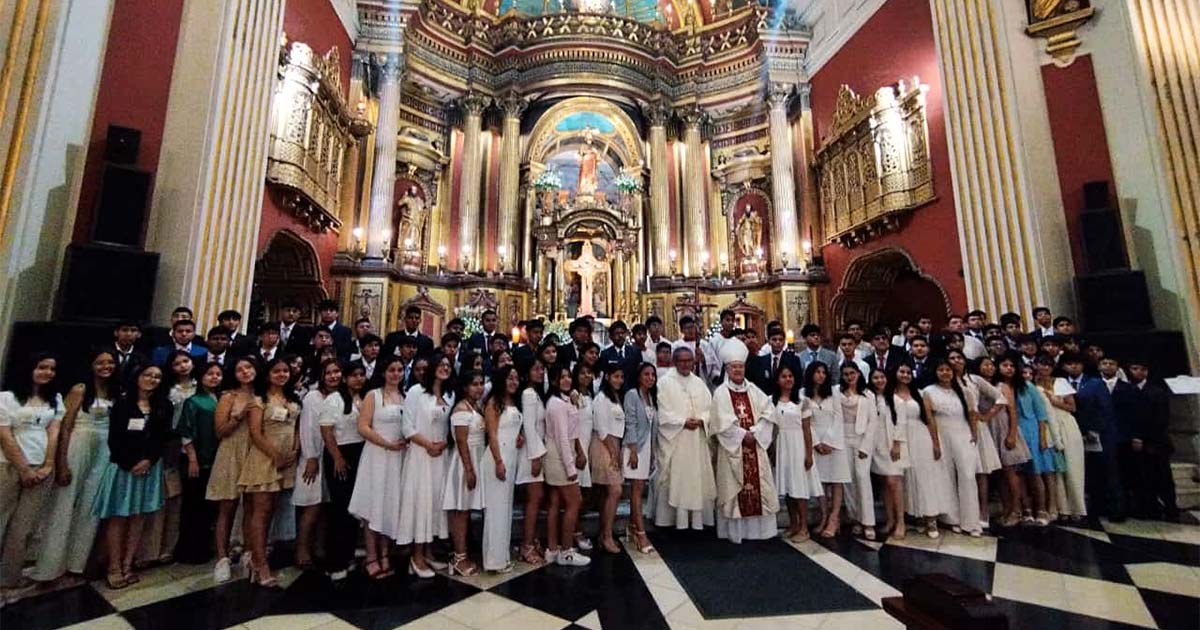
[563,244,608,318]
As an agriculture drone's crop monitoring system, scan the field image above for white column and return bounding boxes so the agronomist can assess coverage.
[457,92,488,272]
[497,93,526,275]
[365,56,403,260]
[680,106,708,277]
[644,103,672,276]
[145,0,286,326]
[768,83,801,271]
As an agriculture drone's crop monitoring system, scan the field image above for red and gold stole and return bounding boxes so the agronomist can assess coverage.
[729,389,763,517]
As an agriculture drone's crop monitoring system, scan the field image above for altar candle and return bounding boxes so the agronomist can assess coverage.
[512,327,521,345]
[786,329,795,346]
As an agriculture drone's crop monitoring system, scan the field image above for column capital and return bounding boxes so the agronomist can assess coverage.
[498,92,528,119]
[642,101,673,127]
[375,52,405,82]
[459,92,490,117]
[678,103,707,128]
[767,82,794,109]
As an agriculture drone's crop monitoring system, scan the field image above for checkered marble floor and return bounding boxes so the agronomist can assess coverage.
[3,515,1197,630]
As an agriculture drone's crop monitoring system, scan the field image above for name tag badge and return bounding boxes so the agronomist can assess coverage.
[271,407,287,421]
[127,417,146,431]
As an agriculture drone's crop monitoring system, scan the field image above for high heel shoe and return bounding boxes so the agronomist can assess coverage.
[448,553,479,577]
[248,566,280,588]
[408,559,435,579]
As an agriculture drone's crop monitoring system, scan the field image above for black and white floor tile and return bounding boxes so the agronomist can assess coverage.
[3,516,1197,630]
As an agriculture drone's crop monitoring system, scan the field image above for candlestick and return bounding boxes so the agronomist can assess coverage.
[511,326,521,345]
[786,329,795,346]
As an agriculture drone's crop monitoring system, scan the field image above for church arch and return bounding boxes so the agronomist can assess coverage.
[829,247,952,330]
[250,229,327,323]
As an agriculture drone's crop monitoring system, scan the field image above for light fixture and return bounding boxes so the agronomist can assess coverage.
[403,237,414,249]
[437,244,447,275]
[460,243,472,273]
[497,245,508,273]
[352,227,364,241]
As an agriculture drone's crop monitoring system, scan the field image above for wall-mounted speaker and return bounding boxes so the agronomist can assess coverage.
[57,243,159,322]
[92,164,152,247]
[1075,270,1153,332]
[104,125,141,164]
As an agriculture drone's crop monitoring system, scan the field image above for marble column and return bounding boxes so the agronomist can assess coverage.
[643,103,672,277]
[767,83,801,271]
[365,55,403,260]
[457,93,489,272]
[145,0,287,326]
[497,94,527,275]
[680,106,708,277]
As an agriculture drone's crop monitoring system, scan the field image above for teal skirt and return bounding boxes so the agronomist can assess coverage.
[92,460,165,518]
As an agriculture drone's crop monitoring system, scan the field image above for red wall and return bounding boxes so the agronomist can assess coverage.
[72,0,185,244]
[809,0,966,318]
[256,0,353,289]
[1042,55,1115,276]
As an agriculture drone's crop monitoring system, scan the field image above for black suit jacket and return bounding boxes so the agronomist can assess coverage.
[513,344,538,374]
[558,342,583,368]
[1133,382,1173,454]
[382,329,435,360]
[280,323,314,356]
[599,344,641,390]
[322,323,355,362]
[865,346,910,375]
[909,357,936,389]
[748,351,800,396]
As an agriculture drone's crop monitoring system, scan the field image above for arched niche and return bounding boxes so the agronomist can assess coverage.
[828,247,951,330]
[250,229,327,324]
[525,97,646,170]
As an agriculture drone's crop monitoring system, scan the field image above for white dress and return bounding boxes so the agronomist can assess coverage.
[396,385,451,544]
[872,395,912,476]
[515,388,546,485]
[904,397,954,518]
[575,393,594,488]
[841,391,877,527]
[481,405,523,570]
[443,409,486,511]
[621,404,654,480]
[293,390,329,506]
[961,375,1003,474]
[773,400,822,499]
[806,392,850,483]
[348,389,406,538]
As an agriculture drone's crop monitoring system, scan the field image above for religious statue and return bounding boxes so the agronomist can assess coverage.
[593,274,608,317]
[563,243,607,318]
[577,126,599,198]
[736,209,763,258]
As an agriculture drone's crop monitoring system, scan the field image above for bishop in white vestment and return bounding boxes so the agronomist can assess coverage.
[653,347,717,530]
[710,339,779,542]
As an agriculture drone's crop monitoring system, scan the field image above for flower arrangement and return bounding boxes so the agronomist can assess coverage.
[453,305,484,340]
[613,172,641,193]
[543,318,570,345]
[533,170,562,192]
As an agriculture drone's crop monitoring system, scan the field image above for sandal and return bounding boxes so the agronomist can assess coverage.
[448,553,479,577]
[520,544,546,566]
[105,572,130,590]
[380,556,395,577]
[364,559,387,580]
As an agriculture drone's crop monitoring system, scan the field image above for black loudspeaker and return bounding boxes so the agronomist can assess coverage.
[57,243,159,322]
[104,125,141,164]
[1075,270,1154,332]
[1079,180,1129,273]
[92,164,152,247]
[1083,329,1189,378]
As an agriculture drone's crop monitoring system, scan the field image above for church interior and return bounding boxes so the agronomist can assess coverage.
[1,0,1199,628]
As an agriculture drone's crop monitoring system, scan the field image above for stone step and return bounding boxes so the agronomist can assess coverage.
[1172,462,1199,485]
[1178,485,1200,510]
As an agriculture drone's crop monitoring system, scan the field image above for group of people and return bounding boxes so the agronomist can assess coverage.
[0,300,1180,596]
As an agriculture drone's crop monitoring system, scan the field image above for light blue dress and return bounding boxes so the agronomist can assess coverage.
[1015,386,1055,474]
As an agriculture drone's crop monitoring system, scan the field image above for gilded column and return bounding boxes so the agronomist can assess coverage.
[457,93,489,272]
[768,83,801,271]
[365,55,403,260]
[497,94,527,275]
[146,0,287,326]
[930,0,1049,316]
[643,103,672,276]
[613,249,626,316]
[680,106,708,277]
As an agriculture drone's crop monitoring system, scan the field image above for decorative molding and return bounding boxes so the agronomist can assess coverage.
[827,246,951,330]
[329,0,360,43]
[1023,0,1095,65]
[800,0,888,78]
[814,78,933,248]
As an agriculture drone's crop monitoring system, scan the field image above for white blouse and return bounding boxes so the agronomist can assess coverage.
[0,391,65,465]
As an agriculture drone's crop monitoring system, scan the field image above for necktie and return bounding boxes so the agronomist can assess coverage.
[810,351,818,363]
[1071,378,1080,390]
[772,355,779,376]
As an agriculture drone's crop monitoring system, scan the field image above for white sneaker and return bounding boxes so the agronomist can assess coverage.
[557,548,591,567]
[544,548,559,564]
[329,569,348,581]
[574,535,594,552]
[213,558,232,583]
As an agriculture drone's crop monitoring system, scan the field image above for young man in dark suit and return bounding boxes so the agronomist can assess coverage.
[1065,353,1126,522]
[558,318,593,369]
[111,320,148,381]
[864,328,908,375]
[1127,359,1179,521]
[152,319,208,365]
[512,319,544,374]
[204,326,231,367]
[383,305,435,359]
[316,299,355,362]
[219,309,254,357]
[252,322,284,363]
[278,300,313,355]
[749,326,800,395]
[599,320,640,389]
[465,309,500,358]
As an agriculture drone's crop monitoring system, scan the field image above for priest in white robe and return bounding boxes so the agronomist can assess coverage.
[710,339,779,543]
[653,346,717,530]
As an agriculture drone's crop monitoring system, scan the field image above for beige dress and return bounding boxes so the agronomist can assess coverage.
[238,399,300,492]
[205,392,260,501]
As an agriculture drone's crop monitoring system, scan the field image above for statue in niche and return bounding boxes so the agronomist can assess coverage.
[736,208,763,258]
[577,126,600,198]
[563,243,607,318]
[593,274,608,318]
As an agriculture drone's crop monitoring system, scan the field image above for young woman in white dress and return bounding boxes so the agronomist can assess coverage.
[920,358,982,537]
[293,359,338,570]
[838,364,878,540]
[773,364,820,542]
[804,362,847,539]
[622,363,657,554]
[570,363,595,552]
[543,363,590,567]
[33,349,116,582]
[1034,355,1086,522]
[948,349,1003,530]
[443,370,486,576]
[872,368,911,539]
[398,353,454,578]
[517,358,548,566]
[591,368,625,554]
[348,356,407,579]
[481,366,524,572]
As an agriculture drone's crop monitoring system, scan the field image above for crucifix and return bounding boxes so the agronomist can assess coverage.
[563,244,607,318]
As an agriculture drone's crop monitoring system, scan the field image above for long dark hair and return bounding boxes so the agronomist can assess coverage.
[125,361,171,413]
[883,365,928,425]
[598,367,622,404]
[771,363,801,405]
[315,358,342,396]
[222,356,261,392]
[484,365,519,414]
[163,349,197,388]
[11,352,60,411]
[456,369,485,405]
[83,348,120,409]
[420,352,456,398]
[336,362,367,415]
[547,363,573,400]
[838,362,866,396]
[928,357,970,420]
[995,352,1027,396]
[365,355,404,393]
[572,362,594,397]
[802,361,833,400]
[634,362,658,409]
[256,357,301,405]
[522,358,547,401]
[194,362,224,397]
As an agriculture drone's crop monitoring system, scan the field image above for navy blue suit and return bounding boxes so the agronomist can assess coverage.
[748,351,800,396]
[1074,376,1127,519]
[321,322,355,363]
[151,343,208,367]
[599,343,641,391]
